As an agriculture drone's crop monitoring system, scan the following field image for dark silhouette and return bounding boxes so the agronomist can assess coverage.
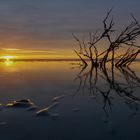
[73,9,140,69]
[73,63,140,119]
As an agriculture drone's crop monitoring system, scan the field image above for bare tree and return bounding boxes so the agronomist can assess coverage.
[73,10,140,69]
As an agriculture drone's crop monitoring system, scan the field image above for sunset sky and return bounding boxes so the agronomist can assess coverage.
[0,0,140,59]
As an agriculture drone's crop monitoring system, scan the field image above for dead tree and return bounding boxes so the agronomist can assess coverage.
[74,9,140,69]
[99,10,140,68]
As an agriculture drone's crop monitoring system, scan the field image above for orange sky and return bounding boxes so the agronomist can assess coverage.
[0,0,140,60]
[0,48,77,59]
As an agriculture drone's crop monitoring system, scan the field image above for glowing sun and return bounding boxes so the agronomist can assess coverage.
[1,55,15,60]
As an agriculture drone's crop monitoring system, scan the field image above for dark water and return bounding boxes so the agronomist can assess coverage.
[0,61,140,140]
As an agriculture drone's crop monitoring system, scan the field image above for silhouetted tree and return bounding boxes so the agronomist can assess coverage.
[74,9,140,69]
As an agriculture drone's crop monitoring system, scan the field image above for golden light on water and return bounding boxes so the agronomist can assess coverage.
[4,60,14,67]
[0,55,16,67]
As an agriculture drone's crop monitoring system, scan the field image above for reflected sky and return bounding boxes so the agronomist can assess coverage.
[0,0,140,58]
[0,61,140,140]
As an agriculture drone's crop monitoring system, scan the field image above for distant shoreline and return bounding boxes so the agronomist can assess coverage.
[0,58,82,62]
[0,58,140,62]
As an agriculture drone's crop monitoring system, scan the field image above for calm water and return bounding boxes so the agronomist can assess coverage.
[0,61,140,140]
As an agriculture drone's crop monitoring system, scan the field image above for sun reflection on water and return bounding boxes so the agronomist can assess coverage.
[0,55,16,68]
[4,60,14,67]
[1,60,18,73]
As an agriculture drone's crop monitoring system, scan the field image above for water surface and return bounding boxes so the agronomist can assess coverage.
[0,61,140,140]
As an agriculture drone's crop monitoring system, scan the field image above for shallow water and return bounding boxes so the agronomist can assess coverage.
[0,61,140,140]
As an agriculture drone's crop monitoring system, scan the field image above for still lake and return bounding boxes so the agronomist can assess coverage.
[0,61,140,140]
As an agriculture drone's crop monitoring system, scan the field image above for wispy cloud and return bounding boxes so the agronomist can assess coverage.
[0,0,139,52]
[2,48,21,51]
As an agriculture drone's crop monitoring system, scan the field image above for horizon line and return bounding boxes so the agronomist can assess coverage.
[0,58,140,62]
[0,58,82,62]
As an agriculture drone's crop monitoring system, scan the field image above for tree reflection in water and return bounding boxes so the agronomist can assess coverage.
[73,64,140,120]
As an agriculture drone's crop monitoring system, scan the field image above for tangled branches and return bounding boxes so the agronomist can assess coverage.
[74,9,140,69]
